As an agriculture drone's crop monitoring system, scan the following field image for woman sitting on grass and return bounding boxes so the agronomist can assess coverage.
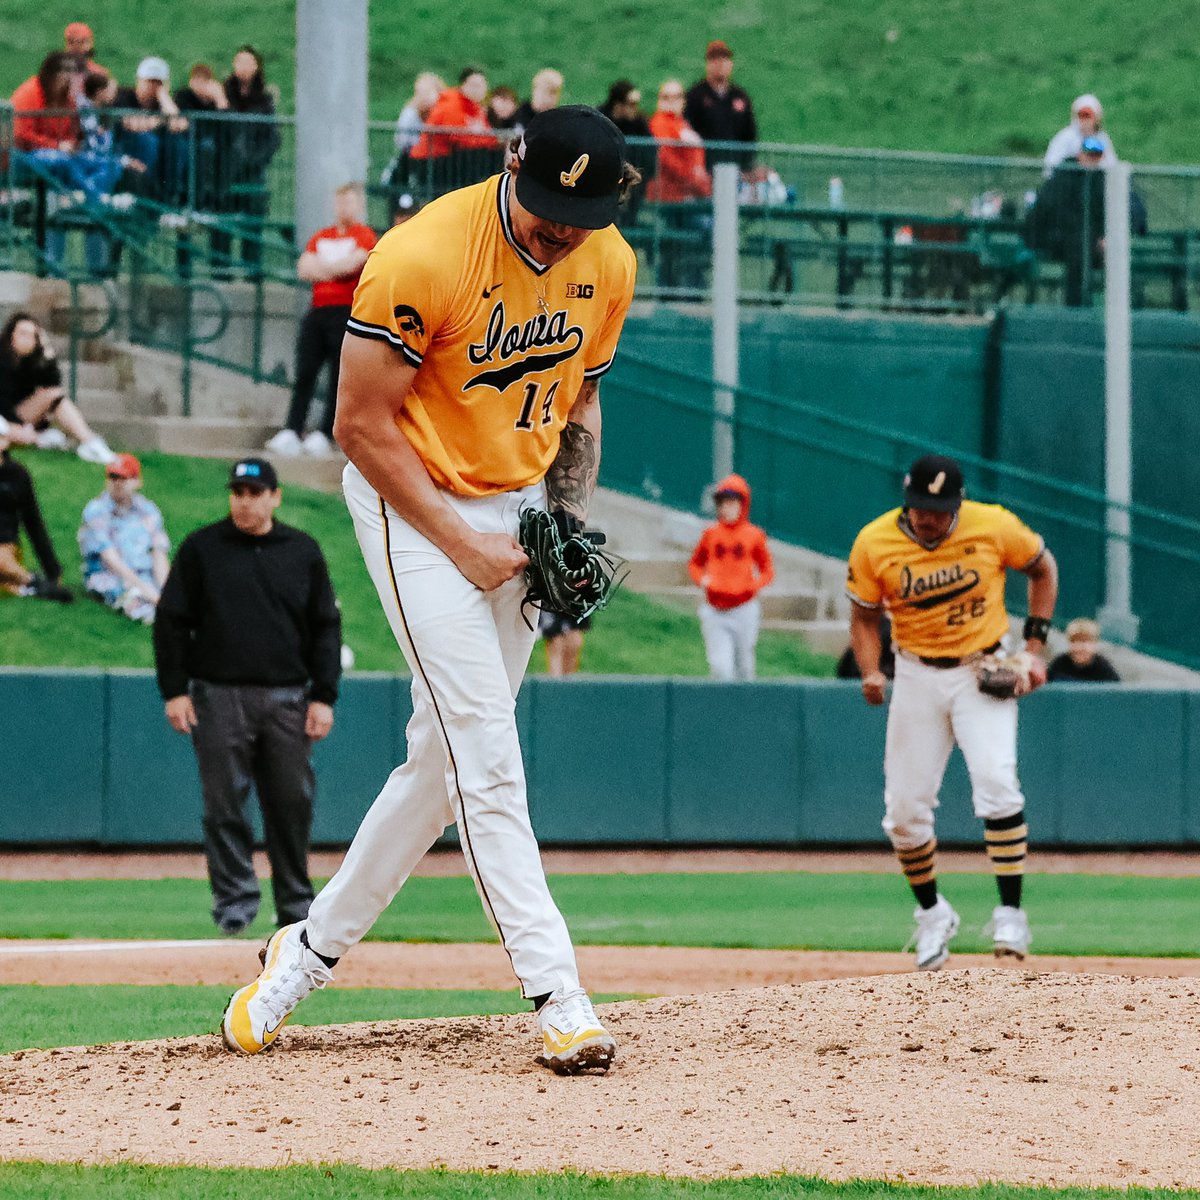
[0,312,116,465]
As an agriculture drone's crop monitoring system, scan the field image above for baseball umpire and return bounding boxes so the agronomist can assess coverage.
[223,107,639,1072]
[845,454,1058,970]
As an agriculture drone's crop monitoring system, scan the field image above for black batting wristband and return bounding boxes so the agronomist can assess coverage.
[1023,616,1052,643]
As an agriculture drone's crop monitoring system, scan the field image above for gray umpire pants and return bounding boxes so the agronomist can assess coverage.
[190,680,316,931]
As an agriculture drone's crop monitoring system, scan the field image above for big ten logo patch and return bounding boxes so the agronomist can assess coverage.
[566,283,595,299]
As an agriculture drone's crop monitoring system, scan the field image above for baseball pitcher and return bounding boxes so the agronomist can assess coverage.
[223,107,639,1072]
[846,454,1058,970]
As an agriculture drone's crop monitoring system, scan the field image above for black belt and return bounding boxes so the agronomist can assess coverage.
[916,641,1000,669]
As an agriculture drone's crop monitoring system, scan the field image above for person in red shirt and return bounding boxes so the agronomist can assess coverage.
[264,184,377,457]
[646,79,711,203]
[688,474,775,680]
[410,67,495,160]
[12,52,79,152]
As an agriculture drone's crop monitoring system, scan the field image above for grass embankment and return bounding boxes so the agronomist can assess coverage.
[1,872,1195,959]
[9,1,1199,162]
[0,450,835,676]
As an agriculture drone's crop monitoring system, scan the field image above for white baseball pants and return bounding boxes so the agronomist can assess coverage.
[305,463,581,1000]
[882,651,1025,851]
[699,598,761,681]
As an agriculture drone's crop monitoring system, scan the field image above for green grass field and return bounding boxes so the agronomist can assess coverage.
[8,0,1200,162]
[1,1167,1192,1200]
[0,450,835,676]
[2,872,1196,958]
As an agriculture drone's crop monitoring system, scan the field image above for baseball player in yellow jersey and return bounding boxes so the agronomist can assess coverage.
[222,107,640,1072]
[846,454,1058,970]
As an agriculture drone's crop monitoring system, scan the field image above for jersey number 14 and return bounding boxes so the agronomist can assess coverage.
[514,380,560,431]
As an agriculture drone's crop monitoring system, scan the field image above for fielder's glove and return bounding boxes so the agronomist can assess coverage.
[975,650,1036,700]
[517,507,626,625]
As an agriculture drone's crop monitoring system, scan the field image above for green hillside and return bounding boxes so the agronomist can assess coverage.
[0,449,835,676]
[6,0,1200,163]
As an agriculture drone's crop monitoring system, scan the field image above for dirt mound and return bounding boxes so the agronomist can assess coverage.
[3,969,1199,1186]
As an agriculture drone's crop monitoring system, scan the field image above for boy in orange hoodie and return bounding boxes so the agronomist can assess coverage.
[688,474,774,680]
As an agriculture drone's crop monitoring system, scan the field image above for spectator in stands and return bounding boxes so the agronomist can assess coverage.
[394,71,445,154]
[383,71,444,191]
[11,51,79,154]
[73,71,144,203]
[63,21,100,73]
[837,614,895,680]
[0,312,115,464]
[410,67,494,159]
[0,432,73,604]
[512,68,564,134]
[111,56,188,203]
[600,80,656,224]
[684,40,758,170]
[1026,136,1147,307]
[173,64,229,212]
[214,45,281,276]
[154,457,342,938]
[1043,94,1117,178]
[540,609,590,676]
[647,80,711,202]
[265,183,377,457]
[647,80,711,291]
[688,474,774,681]
[78,452,171,624]
[487,85,519,130]
[1047,617,1121,682]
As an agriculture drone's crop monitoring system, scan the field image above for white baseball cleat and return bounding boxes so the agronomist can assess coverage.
[222,923,333,1054]
[536,986,616,1074]
[908,895,960,971]
[987,905,1031,959]
[301,430,333,456]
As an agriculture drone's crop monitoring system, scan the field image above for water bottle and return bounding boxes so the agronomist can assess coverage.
[828,176,845,209]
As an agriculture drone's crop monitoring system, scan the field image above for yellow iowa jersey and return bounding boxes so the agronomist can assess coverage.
[846,500,1044,657]
[346,174,637,496]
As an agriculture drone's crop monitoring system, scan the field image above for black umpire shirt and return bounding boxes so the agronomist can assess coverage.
[153,518,342,704]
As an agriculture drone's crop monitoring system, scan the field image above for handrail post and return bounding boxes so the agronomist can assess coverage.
[712,162,740,482]
[1098,160,1139,643]
[182,282,194,419]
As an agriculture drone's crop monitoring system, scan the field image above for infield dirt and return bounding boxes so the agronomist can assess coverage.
[3,969,1200,1187]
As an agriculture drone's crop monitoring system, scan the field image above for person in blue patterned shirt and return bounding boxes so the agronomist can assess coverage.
[78,453,170,623]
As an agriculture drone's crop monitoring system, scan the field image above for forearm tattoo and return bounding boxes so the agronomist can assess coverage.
[545,421,598,520]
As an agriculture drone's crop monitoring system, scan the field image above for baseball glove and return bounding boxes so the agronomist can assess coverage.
[517,508,626,625]
[975,651,1036,700]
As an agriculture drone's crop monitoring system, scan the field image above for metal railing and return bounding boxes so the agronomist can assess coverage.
[3,104,1198,313]
[603,347,1200,669]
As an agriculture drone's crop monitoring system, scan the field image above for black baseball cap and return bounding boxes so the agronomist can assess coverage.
[515,105,625,230]
[229,457,279,491]
[903,454,964,512]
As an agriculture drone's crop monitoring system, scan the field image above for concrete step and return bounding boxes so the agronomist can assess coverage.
[75,387,166,420]
[633,583,822,622]
[179,443,348,493]
[89,415,277,456]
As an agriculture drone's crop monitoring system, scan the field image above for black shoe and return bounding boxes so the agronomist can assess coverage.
[218,919,250,938]
[22,575,74,604]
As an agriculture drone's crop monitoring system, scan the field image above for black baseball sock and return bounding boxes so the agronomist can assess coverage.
[300,927,340,968]
[531,992,551,1011]
[897,838,939,909]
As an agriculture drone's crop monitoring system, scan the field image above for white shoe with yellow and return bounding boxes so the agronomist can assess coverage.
[537,986,616,1074]
[222,923,333,1054]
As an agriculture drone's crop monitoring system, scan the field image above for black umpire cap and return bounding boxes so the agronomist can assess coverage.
[229,457,279,491]
[516,105,625,230]
[903,454,964,512]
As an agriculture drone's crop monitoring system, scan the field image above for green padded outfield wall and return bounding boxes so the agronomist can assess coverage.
[608,306,1200,663]
[2,671,1199,848]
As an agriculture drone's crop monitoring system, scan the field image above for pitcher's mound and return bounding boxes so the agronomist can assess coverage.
[3,969,1199,1186]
